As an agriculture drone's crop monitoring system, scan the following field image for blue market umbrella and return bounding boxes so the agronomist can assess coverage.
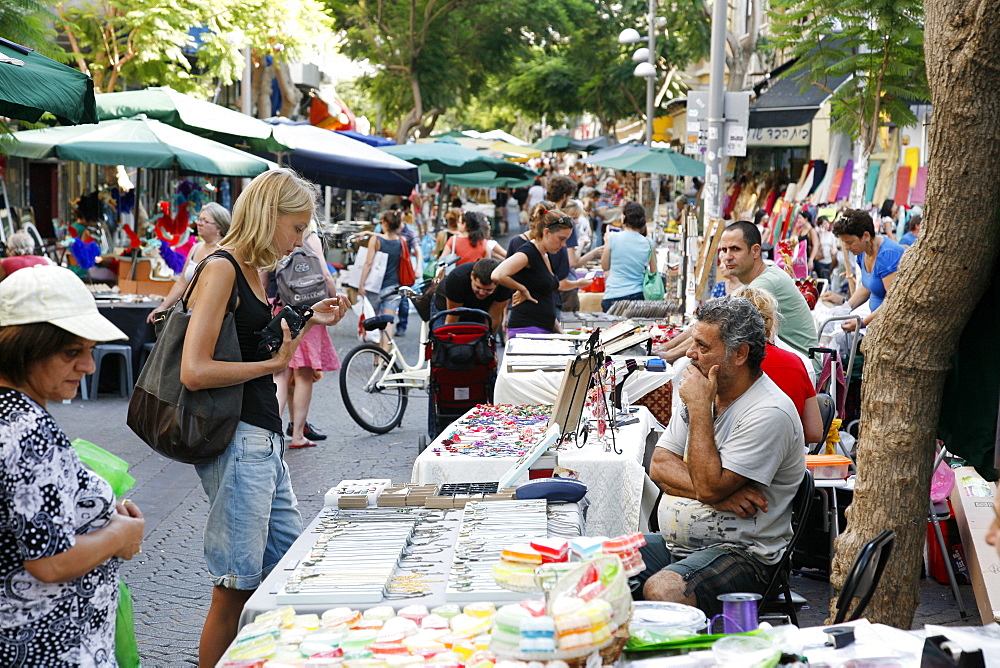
[262,119,418,195]
[336,129,395,147]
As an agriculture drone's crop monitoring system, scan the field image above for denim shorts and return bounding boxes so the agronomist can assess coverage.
[368,286,402,315]
[631,533,773,615]
[195,421,303,590]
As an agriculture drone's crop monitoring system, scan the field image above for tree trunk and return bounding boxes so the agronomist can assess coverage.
[828,0,1000,628]
[273,62,302,119]
[253,59,275,120]
[396,72,424,143]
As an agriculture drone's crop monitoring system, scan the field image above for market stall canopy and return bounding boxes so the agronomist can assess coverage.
[381,142,537,181]
[585,141,647,164]
[531,135,573,153]
[336,129,395,147]
[749,69,849,129]
[570,136,617,153]
[489,141,542,159]
[1,116,277,176]
[0,37,97,125]
[95,86,291,150]
[418,164,535,188]
[590,146,704,177]
[261,119,418,196]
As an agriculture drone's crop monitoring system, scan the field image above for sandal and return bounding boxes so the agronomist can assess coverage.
[288,439,317,449]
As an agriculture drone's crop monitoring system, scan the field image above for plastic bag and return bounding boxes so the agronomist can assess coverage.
[116,579,140,668]
[351,296,382,344]
[71,439,135,497]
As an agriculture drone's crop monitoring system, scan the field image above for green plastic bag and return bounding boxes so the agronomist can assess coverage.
[116,580,140,667]
[71,439,135,497]
[70,440,140,666]
[642,243,665,301]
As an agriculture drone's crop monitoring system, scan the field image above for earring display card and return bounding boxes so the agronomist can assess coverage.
[549,355,599,435]
[275,510,417,605]
[446,499,549,602]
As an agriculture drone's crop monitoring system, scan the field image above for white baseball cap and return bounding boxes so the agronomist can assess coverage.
[0,265,128,341]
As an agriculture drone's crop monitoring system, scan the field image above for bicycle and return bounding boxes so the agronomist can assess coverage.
[339,286,430,433]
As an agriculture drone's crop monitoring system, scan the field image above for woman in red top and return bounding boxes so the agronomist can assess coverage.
[444,211,506,265]
[735,286,824,445]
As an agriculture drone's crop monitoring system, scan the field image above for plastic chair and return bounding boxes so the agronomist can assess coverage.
[85,343,133,399]
[758,470,815,626]
[832,529,895,623]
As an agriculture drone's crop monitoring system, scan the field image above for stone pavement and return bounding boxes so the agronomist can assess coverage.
[49,298,977,666]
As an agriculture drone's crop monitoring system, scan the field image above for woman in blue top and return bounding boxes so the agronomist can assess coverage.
[600,201,656,311]
[832,208,905,332]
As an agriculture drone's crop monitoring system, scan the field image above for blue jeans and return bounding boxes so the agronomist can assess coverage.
[195,421,303,589]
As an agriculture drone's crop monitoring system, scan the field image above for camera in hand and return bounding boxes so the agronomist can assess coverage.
[256,305,314,355]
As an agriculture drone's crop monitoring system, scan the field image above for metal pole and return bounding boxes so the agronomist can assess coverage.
[645,0,655,148]
[704,0,727,226]
[241,47,252,116]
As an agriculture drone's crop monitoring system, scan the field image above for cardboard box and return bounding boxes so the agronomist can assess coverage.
[948,466,1000,623]
[117,257,174,296]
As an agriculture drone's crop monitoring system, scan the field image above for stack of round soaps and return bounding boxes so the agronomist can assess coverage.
[551,596,614,653]
[601,533,646,577]
[222,602,500,667]
[491,538,570,592]
[489,595,616,660]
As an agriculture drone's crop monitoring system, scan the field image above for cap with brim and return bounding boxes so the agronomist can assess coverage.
[0,265,128,342]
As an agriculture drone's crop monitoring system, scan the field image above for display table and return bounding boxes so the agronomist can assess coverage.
[412,406,662,537]
[237,502,583,630]
[495,344,673,406]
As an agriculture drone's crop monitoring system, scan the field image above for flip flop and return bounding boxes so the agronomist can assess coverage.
[288,440,317,449]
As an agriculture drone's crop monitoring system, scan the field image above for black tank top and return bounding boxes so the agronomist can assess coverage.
[507,242,559,331]
[214,251,282,434]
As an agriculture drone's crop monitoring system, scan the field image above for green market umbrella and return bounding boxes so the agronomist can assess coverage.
[591,146,705,178]
[1,116,276,176]
[381,142,535,180]
[530,135,573,153]
[96,86,290,151]
[419,164,535,188]
[0,38,97,125]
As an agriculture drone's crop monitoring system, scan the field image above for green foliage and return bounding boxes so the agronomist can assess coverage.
[57,0,333,95]
[768,0,928,150]
[0,0,64,59]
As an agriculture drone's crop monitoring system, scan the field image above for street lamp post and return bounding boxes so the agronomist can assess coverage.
[619,0,659,222]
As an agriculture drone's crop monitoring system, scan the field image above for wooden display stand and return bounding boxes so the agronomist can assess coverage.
[579,291,603,312]
[117,256,174,296]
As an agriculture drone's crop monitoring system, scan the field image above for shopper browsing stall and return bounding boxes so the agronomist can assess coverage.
[601,201,656,312]
[434,258,512,332]
[178,169,350,667]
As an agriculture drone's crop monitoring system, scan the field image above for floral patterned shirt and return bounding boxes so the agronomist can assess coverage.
[0,388,119,667]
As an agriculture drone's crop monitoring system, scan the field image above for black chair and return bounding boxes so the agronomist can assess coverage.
[832,529,895,623]
[759,469,815,626]
[810,392,836,454]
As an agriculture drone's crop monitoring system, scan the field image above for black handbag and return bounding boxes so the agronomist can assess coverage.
[127,253,243,464]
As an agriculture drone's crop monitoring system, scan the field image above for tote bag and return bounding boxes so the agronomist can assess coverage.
[642,243,665,300]
[126,252,243,464]
[345,243,388,292]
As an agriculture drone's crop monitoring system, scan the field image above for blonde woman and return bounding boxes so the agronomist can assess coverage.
[147,202,231,323]
[179,169,350,666]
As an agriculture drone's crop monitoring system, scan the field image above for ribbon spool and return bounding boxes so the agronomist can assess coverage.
[710,592,762,634]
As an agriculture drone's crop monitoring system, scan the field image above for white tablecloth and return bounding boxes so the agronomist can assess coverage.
[411,406,662,537]
[495,348,673,405]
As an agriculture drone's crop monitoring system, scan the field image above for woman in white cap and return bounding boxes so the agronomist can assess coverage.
[178,168,350,666]
[0,265,146,666]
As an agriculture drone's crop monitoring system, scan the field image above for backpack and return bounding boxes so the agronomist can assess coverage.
[276,234,327,307]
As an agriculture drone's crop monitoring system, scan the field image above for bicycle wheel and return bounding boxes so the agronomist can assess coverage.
[340,344,408,433]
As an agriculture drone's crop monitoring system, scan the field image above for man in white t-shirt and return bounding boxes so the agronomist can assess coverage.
[525,177,546,212]
[634,297,805,615]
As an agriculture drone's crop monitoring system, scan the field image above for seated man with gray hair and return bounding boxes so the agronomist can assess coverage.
[633,296,805,615]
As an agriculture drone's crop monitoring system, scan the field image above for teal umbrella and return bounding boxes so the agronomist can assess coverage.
[95,86,291,151]
[531,135,573,153]
[419,164,535,188]
[0,38,97,125]
[591,146,705,178]
[1,116,276,176]
[381,142,535,180]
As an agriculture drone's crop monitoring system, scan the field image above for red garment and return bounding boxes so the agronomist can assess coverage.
[0,255,49,275]
[761,342,815,418]
[450,236,488,266]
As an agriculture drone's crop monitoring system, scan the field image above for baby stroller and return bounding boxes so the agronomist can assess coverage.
[426,308,497,439]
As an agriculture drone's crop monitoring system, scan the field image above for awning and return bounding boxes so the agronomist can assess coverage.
[749,70,849,129]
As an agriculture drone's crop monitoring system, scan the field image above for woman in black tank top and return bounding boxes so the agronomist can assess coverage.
[180,169,350,666]
[491,202,576,335]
